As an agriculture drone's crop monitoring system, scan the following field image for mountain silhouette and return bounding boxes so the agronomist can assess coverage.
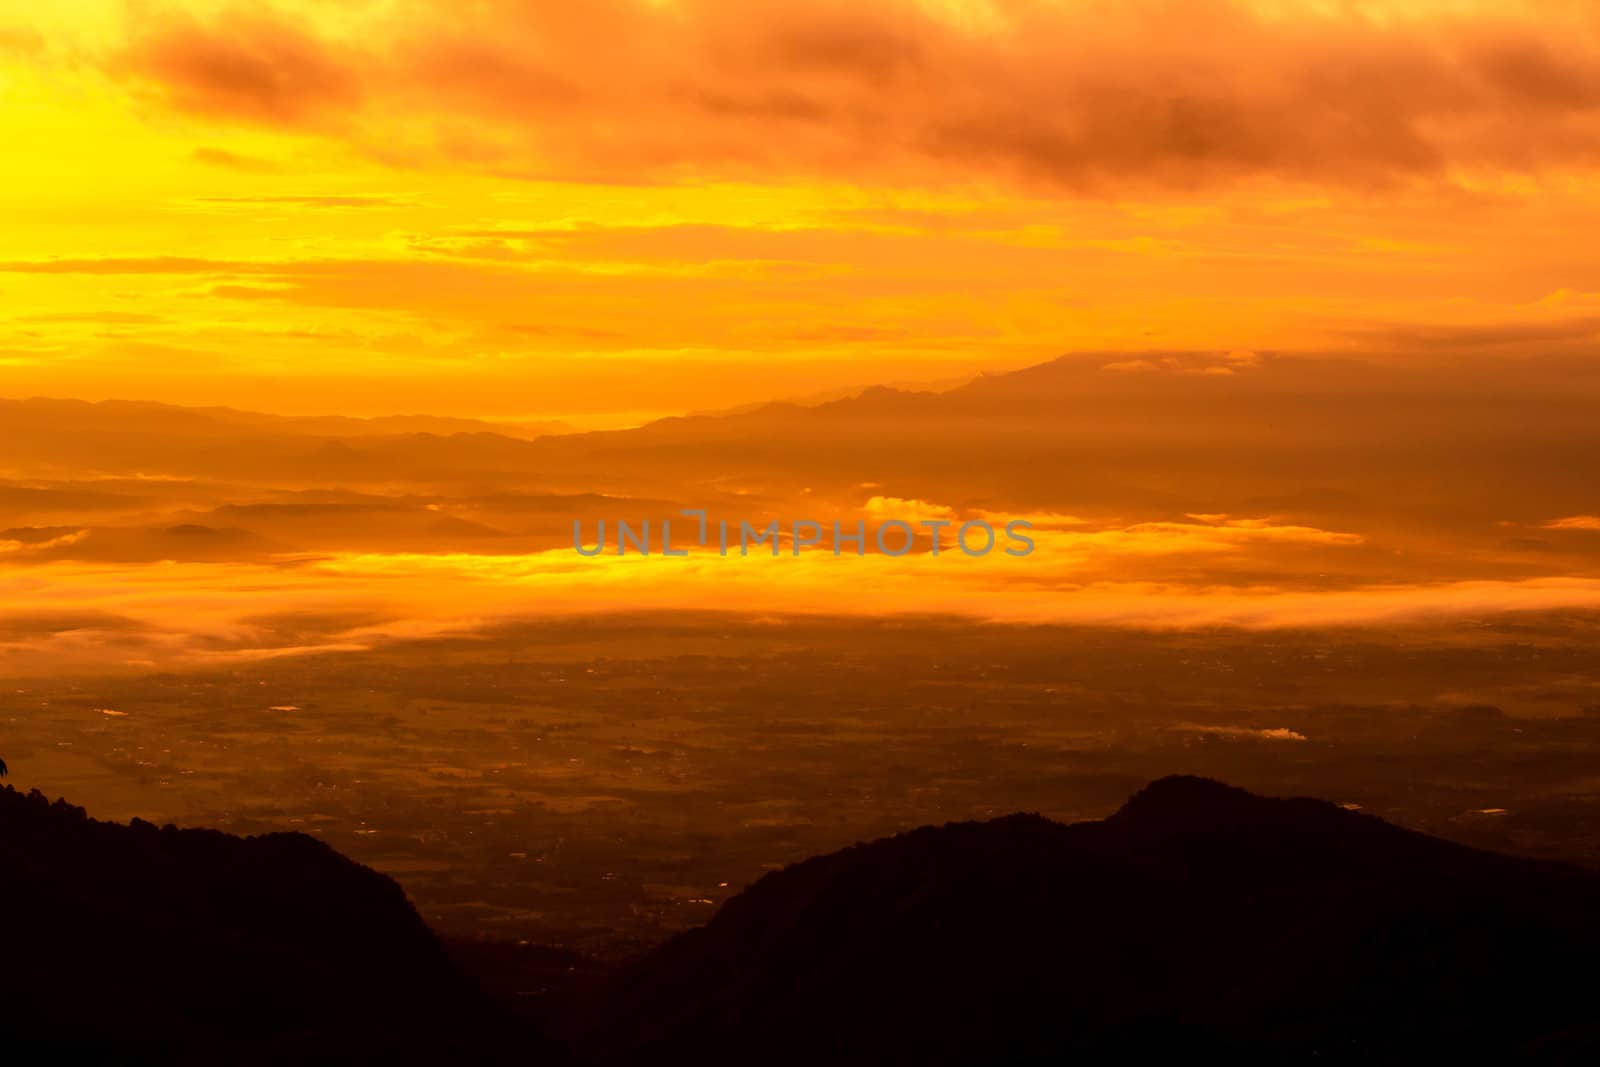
[582,776,1600,1064]
[6,353,1600,567]
[9,353,1600,526]
[9,775,1600,1063]
[0,786,552,1064]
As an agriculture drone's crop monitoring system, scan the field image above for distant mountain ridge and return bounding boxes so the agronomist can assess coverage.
[5,350,1600,588]
[7,353,1600,527]
[0,395,576,441]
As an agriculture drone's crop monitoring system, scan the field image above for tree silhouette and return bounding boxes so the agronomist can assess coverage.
[0,756,8,777]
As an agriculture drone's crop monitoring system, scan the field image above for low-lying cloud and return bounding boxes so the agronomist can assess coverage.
[5,547,1600,675]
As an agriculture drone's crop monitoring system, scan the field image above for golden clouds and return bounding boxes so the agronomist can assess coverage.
[6,547,1600,676]
[103,1,1600,190]
[5,1,1600,416]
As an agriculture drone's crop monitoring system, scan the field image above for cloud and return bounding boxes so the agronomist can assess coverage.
[14,312,166,325]
[0,530,89,557]
[0,256,276,275]
[6,551,1600,676]
[862,495,957,522]
[103,1,1600,191]
[0,26,44,57]
[1052,518,1366,556]
[190,145,280,172]
[192,194,415,209]
[1345,316,1600,352]
[116,6,361,125]
[0,608,149,637]
[977,510,1088,530]
[1172,724,1308,742]
[1545,515,1600,531]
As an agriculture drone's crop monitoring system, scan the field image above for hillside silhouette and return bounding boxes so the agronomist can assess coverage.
[584,776,1600,1064]
[8,775,1600,1063]
[0,785,550,1064]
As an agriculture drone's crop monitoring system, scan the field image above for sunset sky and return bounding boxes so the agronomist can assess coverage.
[6,1,1600,675]
[6,0,1600,420]
[14,11,1600,1029]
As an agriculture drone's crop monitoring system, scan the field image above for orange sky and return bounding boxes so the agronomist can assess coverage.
[4,0,1600,419]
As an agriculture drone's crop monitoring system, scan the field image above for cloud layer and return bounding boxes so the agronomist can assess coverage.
[110,0,1600,190]
[7,547,1600,676]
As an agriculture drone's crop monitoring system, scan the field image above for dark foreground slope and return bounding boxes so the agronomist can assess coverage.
[0,786,549,1064]
[584,776,1600,1065]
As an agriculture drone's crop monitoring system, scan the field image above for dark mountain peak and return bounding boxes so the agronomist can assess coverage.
[1114,772,1253,813]
[586,778,1600,1065]
[811,383,925,414]
[0,785,541,1062]
[1107,773,1346,832]
[853,384,917,402]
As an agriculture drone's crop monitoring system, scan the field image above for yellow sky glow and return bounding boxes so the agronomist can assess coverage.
[4,1,1600,418]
